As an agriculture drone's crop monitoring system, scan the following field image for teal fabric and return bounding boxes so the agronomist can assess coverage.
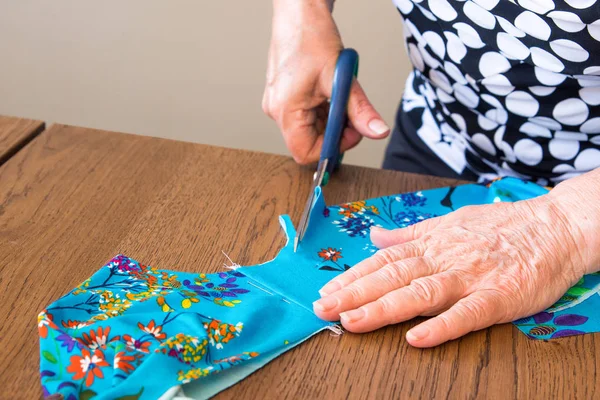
[513,273,600,339]
[240,178,550,311]
[38,256,330,400]
[38,177,600,399]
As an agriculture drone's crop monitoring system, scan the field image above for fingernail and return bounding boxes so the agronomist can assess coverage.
[406,325,430,341]
[319,281,342,297]
[340,308,365,323]
[313,296,339,312]
[370,227,387,234]
[368,119,390,136]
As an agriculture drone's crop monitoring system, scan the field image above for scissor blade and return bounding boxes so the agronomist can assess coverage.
[294,160,328,252]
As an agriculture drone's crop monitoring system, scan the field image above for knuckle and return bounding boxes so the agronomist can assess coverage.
[262,101,271,117]
[345,267,362,282]
[373,249,397,267]
[480,290,511,322]
[291,151,311,165]
[374,244,417,265]
[353,97,373,117]
[342,284,365,302]
[375,297,398,322]
[336,267,363,287]
[421,255,439,273]
[436,313,454,332]
[404,241,424,257]
[459,297,489,322]
[409,277,440,305]
[379,263,409,285]
[261,93,271,114]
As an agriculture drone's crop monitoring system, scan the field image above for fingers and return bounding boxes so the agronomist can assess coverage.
[275,110,363,164]
[370,216,444,248]
[319,241,424,296]
[279,106,324,164]
[267,60,387,164]
[406,292,502,348]
[338,270,467,333]
[339,127,362,153]
[313,257,434,321]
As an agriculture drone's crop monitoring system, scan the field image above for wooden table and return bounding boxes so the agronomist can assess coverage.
[0,115,45,166]
[1,124,597,399]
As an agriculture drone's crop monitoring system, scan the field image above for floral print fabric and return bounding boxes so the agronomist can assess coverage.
[513,273,600,339]
[239,177,600,339]
[38,256,330,399]
[39,177,600,399]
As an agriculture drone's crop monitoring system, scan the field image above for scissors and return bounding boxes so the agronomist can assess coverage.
[294,48,359,252]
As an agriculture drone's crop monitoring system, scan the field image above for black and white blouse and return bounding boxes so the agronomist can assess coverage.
[385,0,600,186]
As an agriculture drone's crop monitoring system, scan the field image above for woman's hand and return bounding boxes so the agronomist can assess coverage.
[313,174,600,347]
[263,0,390,164]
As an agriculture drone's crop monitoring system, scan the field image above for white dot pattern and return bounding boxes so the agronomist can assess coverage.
[395,0,600,184]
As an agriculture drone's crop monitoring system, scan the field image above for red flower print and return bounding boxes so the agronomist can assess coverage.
[66,348,109,387]
[138,320,167,340]
[318,248,342,262]
[79,326,116,350]
[114,351,136,373]
[123,334,152,353]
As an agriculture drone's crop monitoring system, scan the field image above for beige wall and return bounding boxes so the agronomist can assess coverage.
[0,1,411,168]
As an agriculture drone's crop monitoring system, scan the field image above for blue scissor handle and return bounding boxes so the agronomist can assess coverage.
[319,48,359,183]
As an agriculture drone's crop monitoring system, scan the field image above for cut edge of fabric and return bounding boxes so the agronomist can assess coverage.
[546,280,600,313]
[174,325,332,400]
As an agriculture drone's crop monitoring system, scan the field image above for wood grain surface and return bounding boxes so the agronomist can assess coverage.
[0,124,597,399]
[0,115,45,166]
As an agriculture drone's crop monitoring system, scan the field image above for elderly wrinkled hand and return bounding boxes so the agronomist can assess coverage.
[312,192,594,348]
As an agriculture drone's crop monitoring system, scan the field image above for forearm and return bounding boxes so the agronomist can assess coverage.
[549,168,600,274]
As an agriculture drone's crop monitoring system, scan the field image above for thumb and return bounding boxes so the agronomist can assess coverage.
[370,216,444,248]
[347,80,390,139]
[319,63,390,139]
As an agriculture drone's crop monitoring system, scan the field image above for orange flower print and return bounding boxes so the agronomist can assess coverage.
[66,348,109,387]
[339,202,360,218]
[62,319,92,330]
[204,320,243,349]
[316,248,349,271]
[37,310,57,339]
[339,201,379,217]
[138,320,167,341]
[114,351,136,374]
[123,335,152,353]
[78,326,116,350]
[161,272,182,290]
[318,248,342,262]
